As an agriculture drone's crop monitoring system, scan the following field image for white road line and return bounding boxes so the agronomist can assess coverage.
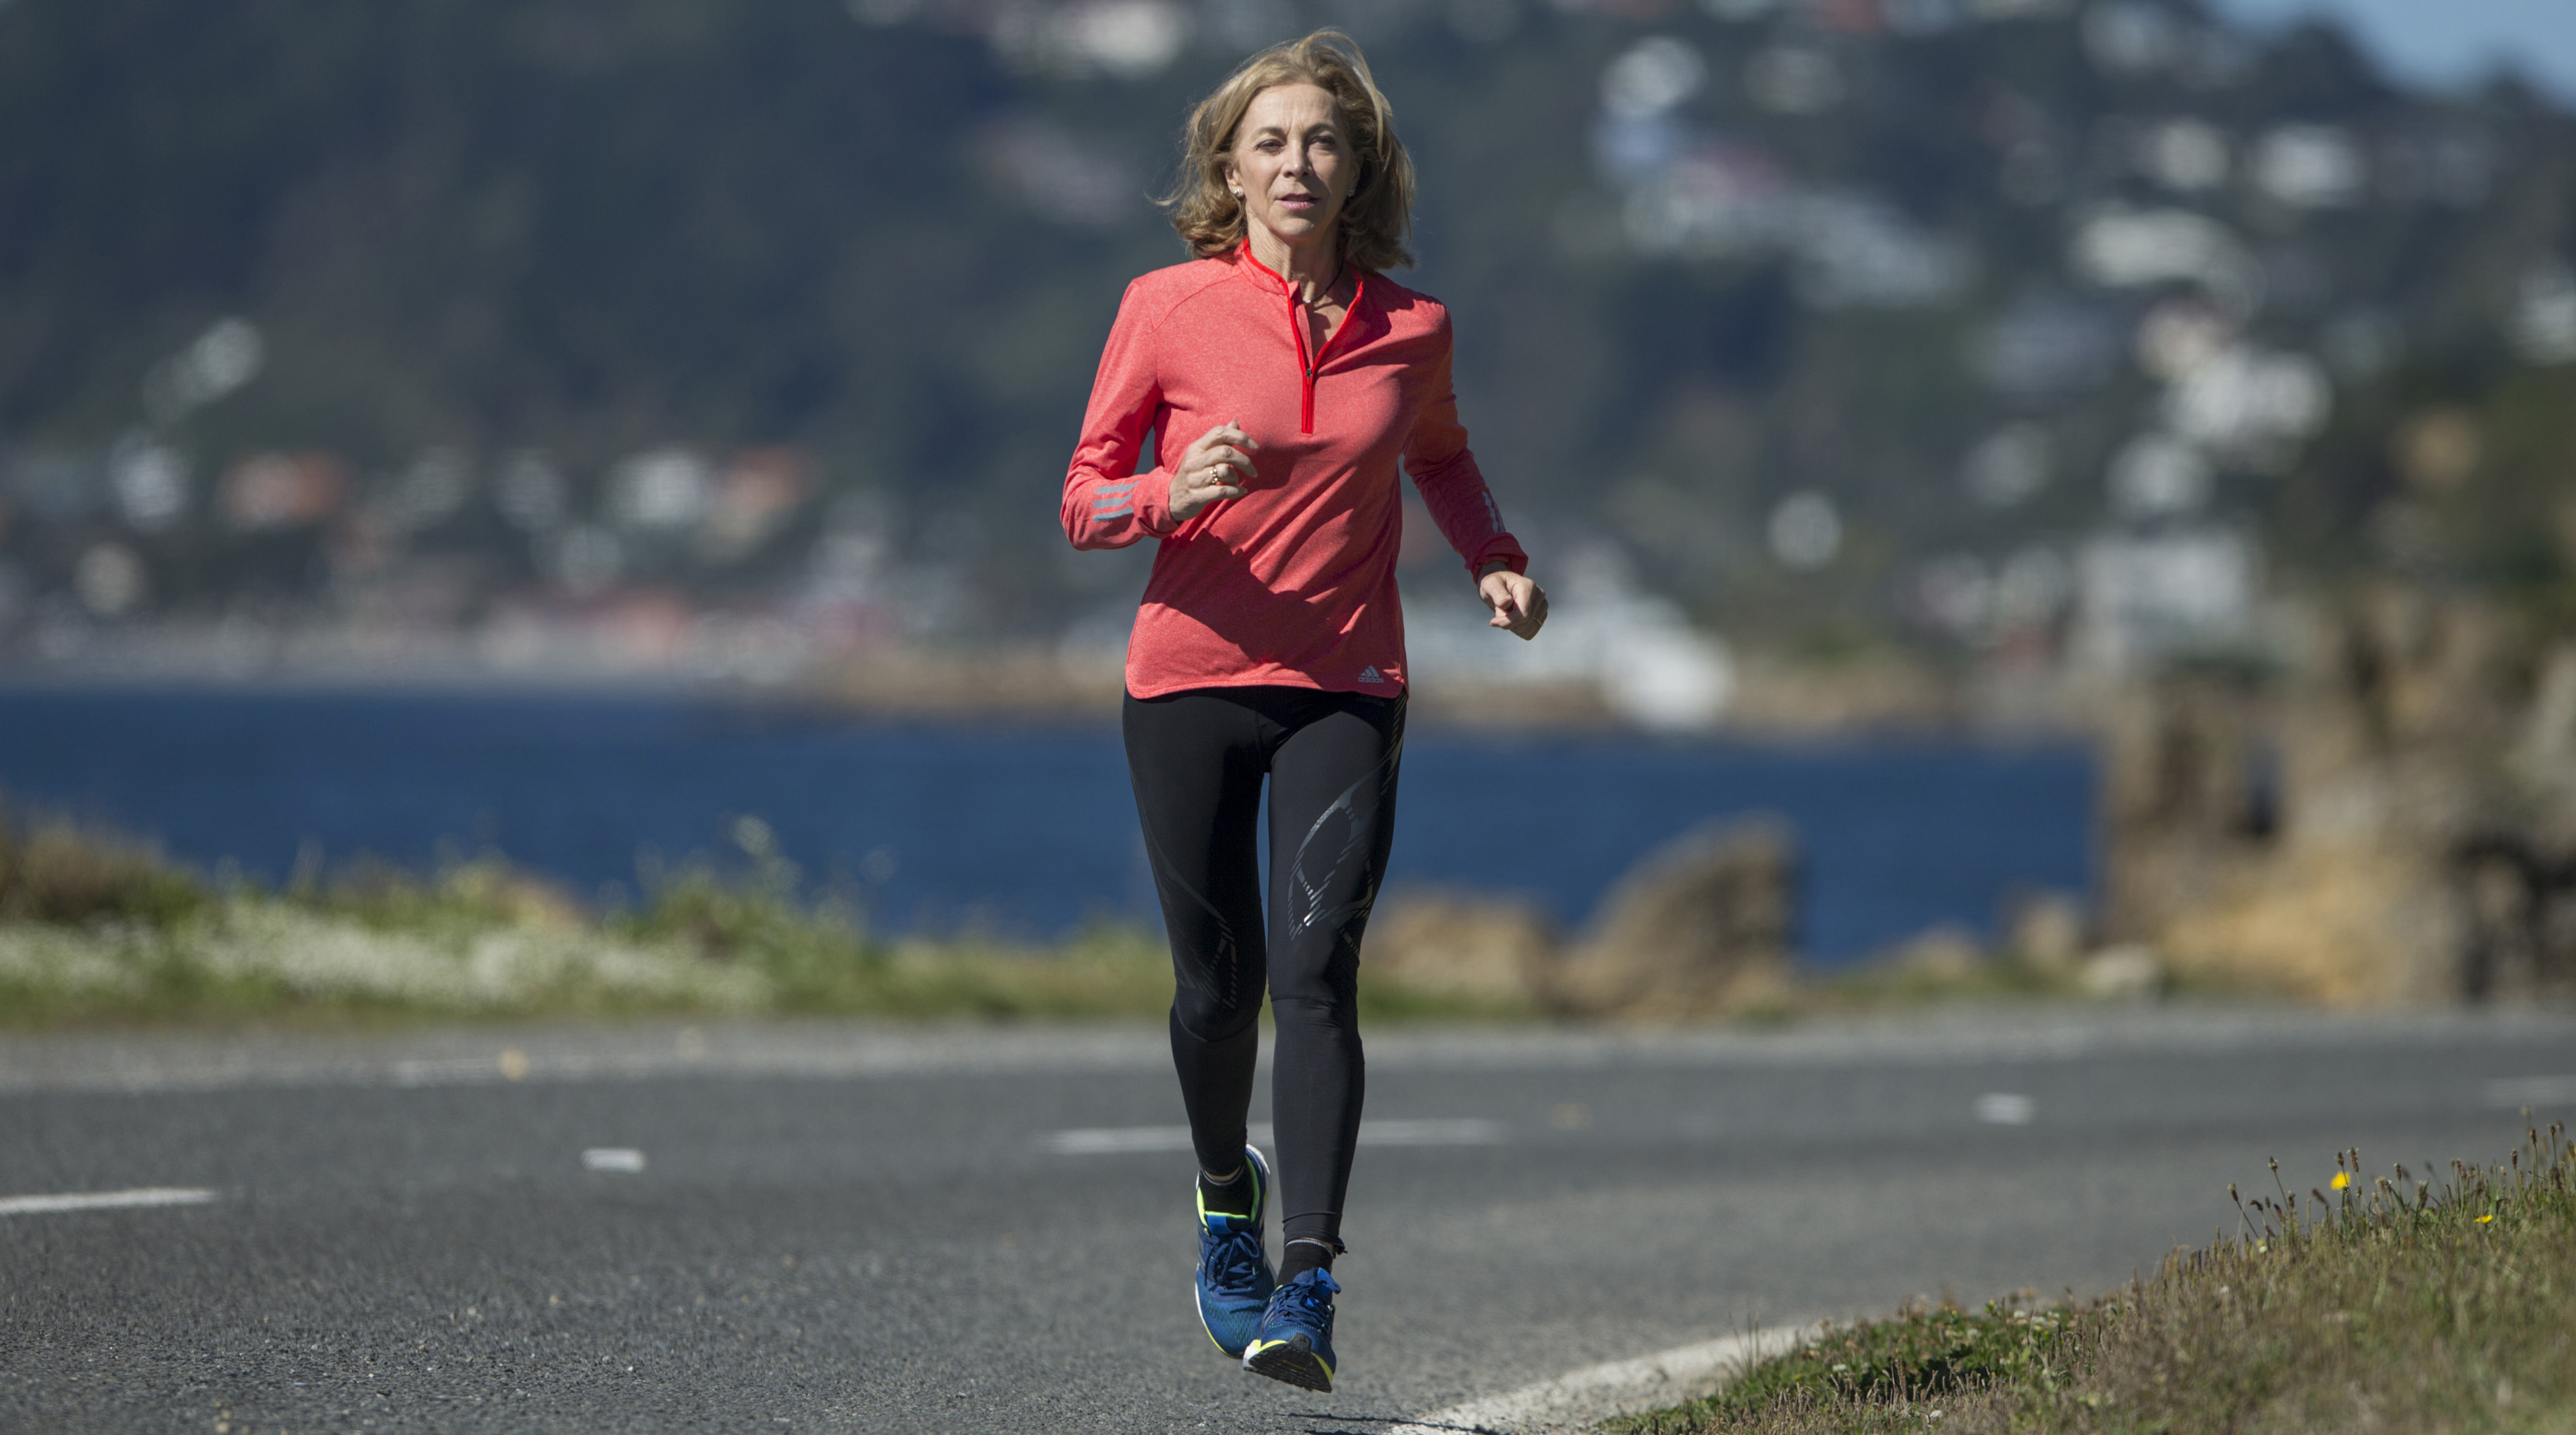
[581,1148,646,1173]
[1045,1125,1197,1155]
[1974,1092,2036,1126]
[2485,1075,2576,1107]
[1360,1118,1507,1146]
[0,1187,219,1217]
[1043,1118,1505,1156]
[1389,1323,1815,1434]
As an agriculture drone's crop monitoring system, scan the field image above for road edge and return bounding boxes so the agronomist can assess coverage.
[1391,1322,1816,1434]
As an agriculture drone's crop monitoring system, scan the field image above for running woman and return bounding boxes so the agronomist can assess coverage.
[1060,29,1546,1394]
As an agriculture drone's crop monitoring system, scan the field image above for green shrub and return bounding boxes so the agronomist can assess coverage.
[0,801,208,926]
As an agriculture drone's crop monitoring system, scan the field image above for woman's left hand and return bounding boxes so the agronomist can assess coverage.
[1476,564,1547,641]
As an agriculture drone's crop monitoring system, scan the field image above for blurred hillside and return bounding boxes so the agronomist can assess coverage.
[5,0,2576,720]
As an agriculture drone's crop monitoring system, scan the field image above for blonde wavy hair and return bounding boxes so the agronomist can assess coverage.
[1162,30,1417,272]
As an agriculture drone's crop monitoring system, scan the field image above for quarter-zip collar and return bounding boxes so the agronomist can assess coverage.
[1237,239,1365,435]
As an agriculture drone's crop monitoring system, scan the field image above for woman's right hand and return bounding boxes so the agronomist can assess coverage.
[1169,421,1259,522]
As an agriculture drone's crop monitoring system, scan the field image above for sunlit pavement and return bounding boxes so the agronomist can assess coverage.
[4,1008,2572,1434]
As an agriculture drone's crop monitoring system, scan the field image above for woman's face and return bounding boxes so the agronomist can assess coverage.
[1224,82,1355,254]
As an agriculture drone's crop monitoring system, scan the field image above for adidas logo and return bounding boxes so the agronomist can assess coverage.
[1358,666,1383,685]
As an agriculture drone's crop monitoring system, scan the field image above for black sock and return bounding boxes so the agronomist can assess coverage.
[1279,1238,1335,1282]
[1198,1166,1253,1218]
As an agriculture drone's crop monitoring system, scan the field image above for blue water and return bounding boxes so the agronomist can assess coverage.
[0,689,2093,964]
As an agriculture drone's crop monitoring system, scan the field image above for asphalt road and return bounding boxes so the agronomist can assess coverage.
[3,1008,2573,1434]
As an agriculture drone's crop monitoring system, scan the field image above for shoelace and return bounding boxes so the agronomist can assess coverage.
[1264,1273,1334,1336]
[1200,1223,1267,1296]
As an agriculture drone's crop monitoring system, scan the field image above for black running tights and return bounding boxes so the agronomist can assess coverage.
[1123,685,1404,1252]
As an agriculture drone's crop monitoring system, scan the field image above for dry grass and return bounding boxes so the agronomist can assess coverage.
[0,800,1509,1027]
[1618,1126,2576,1434]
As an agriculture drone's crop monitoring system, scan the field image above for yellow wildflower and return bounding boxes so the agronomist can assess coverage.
[2331,1172,2351,1190]
[2476,1214,2495,1224]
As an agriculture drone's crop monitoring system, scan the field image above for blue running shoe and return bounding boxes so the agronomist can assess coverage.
[1242,1267,1340,1392]
[1193,1145,1275,1357]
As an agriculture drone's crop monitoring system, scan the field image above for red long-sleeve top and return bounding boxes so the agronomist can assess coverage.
[1061,246,1528,700]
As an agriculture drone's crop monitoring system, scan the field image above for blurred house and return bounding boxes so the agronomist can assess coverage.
[221,454,348,531]
[0,0,2568,719]
[2072,526,2261,675]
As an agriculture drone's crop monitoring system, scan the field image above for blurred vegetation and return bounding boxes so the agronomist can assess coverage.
[1620,1126,2576,1432]
[0,791,2289,1027]
[0,791,2163,1026]
[0,798,208,926]
[1804,949,2092,1007]
[3,0,2575,649]
[0,794,1526,1026]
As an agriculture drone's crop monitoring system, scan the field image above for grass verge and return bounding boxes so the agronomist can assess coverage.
[0,800,1516,1027]
[1616,1125,2576,1434]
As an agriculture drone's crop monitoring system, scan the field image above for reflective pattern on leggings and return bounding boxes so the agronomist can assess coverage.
[1122,685,1404,1251]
